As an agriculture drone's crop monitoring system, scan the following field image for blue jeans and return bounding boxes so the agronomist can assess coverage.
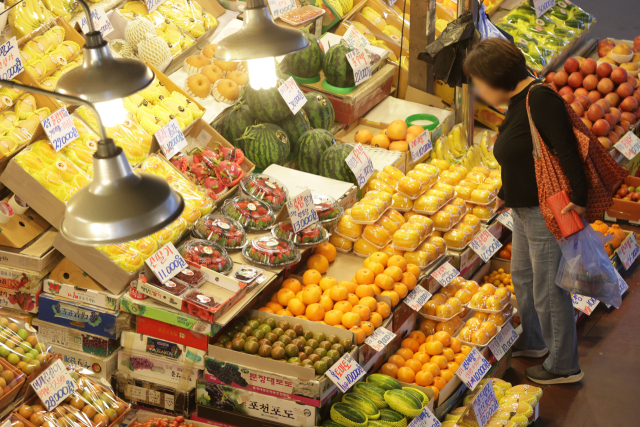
[511,206,580,375]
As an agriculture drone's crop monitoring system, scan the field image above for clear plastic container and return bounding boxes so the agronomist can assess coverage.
[408,215,434,234]
[183,288,221,311]
[363,190,393,204]
[222,196,275,231]
[376,215,401,235]
[414,163,440,177]
[279,5,325,25]
[312,193,344,228]
[396,176,426,199]
[443,229,471,250]
[443,203,467,222]
[173,267,207,288]
[414,194,444,214]
[330,234,354,253]
[401,222,429,240]
[146,275,191,296]
[391,193,414,212]
[431,211,454,231]
[351,203,387,225]
[403,250,431,268]
[178,239,233,274]
[455,185,474,201]
[433,182,456,200]
[407,169,436,188]
[353,238,379,257]
[362,224,391,248]
[336,215,363,240]
[242,236,301,268]
[272,220,329,246]
[426,236,447,255]
[240,173,289,210]
[470,189,497,206]
[382,165,404,181]
[193,214,247,249]
[392,229,421,251]
[384,209,406,226]
[466,172,487,184]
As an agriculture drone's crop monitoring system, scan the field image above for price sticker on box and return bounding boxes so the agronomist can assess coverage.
[571,293,599,315]
[456,347,491,391]
[404,286,432,311]
[470,229,503,262]
[488,323,519,361]
[31,359,78,410]
[278,77,307,115]
[409,130,432,164]
[146,0,167,13]
[408,406,441,427]
[326,352,366,392]
[342,25,370,49]
[471,380,500,427]
[42,107,80,152]
[346,48,371,86]
[617,233,639,269]
[79,6,114,37]
[0,37,24,81]
[156,118,187,160]
[364,327,396,352]
[615,131,640,160]
[533,0,555,17]
[430,262,459,287]
[146,242,188,283]
[345,143,374,188]
[286,189,318,233]
[497,210,514,231]
[268,0,296,18]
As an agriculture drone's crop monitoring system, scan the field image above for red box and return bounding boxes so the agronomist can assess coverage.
[135,316,209,351]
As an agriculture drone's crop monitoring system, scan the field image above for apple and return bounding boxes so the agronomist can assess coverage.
[564,57,580,74]
[614,125,625,137]
[610,107,622,122]
[620,96,639,112]
[596,98,611,113]
[608,131,619,144]
[571,102,585,117]
[611,67,628,85]
[599,136,612,150]
[634,35,640,48]
[545,72,556,84]
[618,187,628,197]
[583,74,598,91]
[599,39,616,49]
[580,58,597,76]
[568,72,584,89]
[588,91,602,104]
[597,78,614,95]
[562,93,575,104]
[616,82,634,98]
[621,120,631,132]
[558,86,574,97]
[604,113,616,127]
[587,103,605,122]
[596,63,613,78]
[605,92,620,107]
[575,94,590,109]
[599,45,614,58]
[592,118,611,136]
[628,75,638,89]
[553,70,569,87]
[574,87,589,97]
[621,111,636,123]
[633,91,640,104]
[581,117,593,130]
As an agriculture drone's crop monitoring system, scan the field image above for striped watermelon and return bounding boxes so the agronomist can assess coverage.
[278,109,311,156]
[217,102,256,151]
[319,144,356,184]
[241,123,290,170]
[297,129,336,175]
[246,79,292,123]
[323,43,355,88]
[285,30,324,78]
[303,92,334,131]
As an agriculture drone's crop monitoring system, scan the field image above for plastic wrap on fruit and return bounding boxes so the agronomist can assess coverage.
[194,214,247,248]
[362,224,391,247]
[368,178,394,194]
[408,215,434,235]
[336,215,363,240]
[353,238,378,257]
[273,220,326,245]
[60,131,99,176]
[312,193,343,225]
[242,236,301,267]
[329,235,353,252]
[383,209,405,226]
[156,0,216,39]
[222,196,274,231]
[0,315,51,381]
[363,190,393,204]
[179,239,233,274]
[350,202,384,223]
[240,174,288,210]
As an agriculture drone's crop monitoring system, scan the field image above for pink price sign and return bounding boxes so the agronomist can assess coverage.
[617,233,639,269]
[615,131,640,160]
[145,242,188,283]
[409,130,432,164]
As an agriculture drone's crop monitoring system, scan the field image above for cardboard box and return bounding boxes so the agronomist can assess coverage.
[113,373,196,417]
[49,257,103,290]
[118,350,202,388]
[605,176,640,222]
[0,255,60,295]
[474,99,506,132]
[32,318,120,357]
[0,283,41,313]
[120,331,206,369]
[0,230,58,274]
[49,343,118,380]
[43,278,126,311]
[0,203,51,250]
[136,316,210,351]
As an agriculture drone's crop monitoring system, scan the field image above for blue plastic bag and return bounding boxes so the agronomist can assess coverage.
[478,4,507,41]
[555,220,622,308]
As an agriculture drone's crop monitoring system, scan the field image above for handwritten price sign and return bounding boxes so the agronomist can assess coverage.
[409,130,432,164]
[607,269,630,309]
[470,229,502,262]
[497,210,514,231]
[156,119,187,160]
[79,6,114,36]
[430,262,459,287]
[404,286,432,311]
[534,0,555,17]
[326,353,366,392]
[0,37,24,80]
[456,347,491,391]
[146,0,167,13]
[471,380,500,427]
[268,0,296,18]
[286,189,318,233]
[342,25,370,49]
[615,131,640,160]
[346,48,372,86]
[408,406,441,427]
[31,359,78,410]
[617,233,639,270]
[364,327,396,352]
[42,107,80,152]
[345,143,374,188]
[146,242,187,283]
[278,77,307,115]
[488,323,519,361]
[571,293,599,315]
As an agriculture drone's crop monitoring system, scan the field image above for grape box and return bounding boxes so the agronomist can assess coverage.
[48,343,118,380]
[118,350,202,388]
[32,318,120,357]
[120,331,206,369]
[112,373,196,417]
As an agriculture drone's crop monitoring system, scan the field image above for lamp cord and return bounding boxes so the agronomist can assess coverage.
[396,0,407,98]
[77,0,97,34]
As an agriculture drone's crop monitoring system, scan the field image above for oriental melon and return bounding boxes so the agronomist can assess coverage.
[383,390,423,418]
[297,129,336,175]
[353,382,388,408]
[378,409,407,427]
[241,123,290,169]
[342,392,380,420]
[330,403,368,427]
[323,43,355,88]
[303,91,335,131]
[217,102,256,151]
[278,109,311,156]
[246,78,292,123]
[319,144,357,184]
[367,374,402,391]
[285,30,324,78]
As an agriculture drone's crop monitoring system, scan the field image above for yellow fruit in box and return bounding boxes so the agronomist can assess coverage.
[398,176,422,197]
[457,221,479,236]
[485,177,502,189]
[470,292,487,309]
[383,165,404,181]
[417,242,437,261]
[455,185,473,201]
[462,213,480,227]
[330,235,353,251]
[441,170,464,185]
[433,182,455,199]
[352,21,371,36]
[384,209,406,226]
[477,183,497,195]
[426,189,447,202]
[393,229,420,249]
[369,179,395,194]
[363,225,391,246]
[392,193,414,211]
[354,238,379,257]
[459,179,479,189]
[489,170,501,178]
[443,229,468,249]
[415,163,440,177]
[383,243,404,257]
[407,169,431,184]
[414,195,441,212]
[364,190,393,203]
[473,206,493,220]
[449,164,468,176]
[377,215,401,235]
[431,211,453,230]
[472,166,490,177]
[466,172,486,184]
[443,204,463,221]
[373,170,397,186]
[471,189,492,203]
[430,158,450,172]
[450,198,466,208]
[337,215,363,239]
[404,250,430,267]
[361,8,385,30]
[427,236,446,254]
[401,222,428,240]
[404,211,420,222]
[360,198,389,211]
[351,203,383,223]
[408,215,434,233]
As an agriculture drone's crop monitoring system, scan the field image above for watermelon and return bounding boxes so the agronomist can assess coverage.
[246,79,292,123]
[278,109,311,156]
[297,129,336,174]
[285,30,324,78]
[241,123,290,169]
[319,144,357,184]
[323,43,355,88]
[217,102,256,151]
[303,91,335,131]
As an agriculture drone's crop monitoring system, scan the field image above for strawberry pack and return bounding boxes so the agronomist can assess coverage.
[178,239,233,274]
[242,236,301,268]
[240,174,289,210]
[222,196,275,231]
[193,214,247,249]
[272,220,328,246]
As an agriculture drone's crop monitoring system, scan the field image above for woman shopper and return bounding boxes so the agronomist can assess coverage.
[463,38,585,385]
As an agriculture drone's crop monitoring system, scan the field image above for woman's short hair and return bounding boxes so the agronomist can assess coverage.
[463,38,530,91]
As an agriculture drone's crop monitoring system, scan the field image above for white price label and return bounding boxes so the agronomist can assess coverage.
[487,323,519,361]
[409,130,432,163]
[615,132,640,160]
[146,0,167,13]
[533,0,555,17]
[408,406,441,427]
[364,327,396,352]
[79,6,114,36]
[617,233,639,270]
[327,353,366,392]
[42,107,80,152]
[456,347,491,391]
[0,37,24,81]
[145,242,188,284]
[346,48,372,86]
[342,25,370,49]
[497,210,514,231]
[345,143,374,188]
[165,393,175,410]
[268,0,297,18]
[470,229,503,262]
[607,269,630,309]
[148,390,161,405]
[571,293,599,315]
[430,262,459,287]
[471,381,500,427]
[155,118,187,160]
[278,77,307,115]
[286,189,318,233]
[31,359,78,410]
[404,286,432,311]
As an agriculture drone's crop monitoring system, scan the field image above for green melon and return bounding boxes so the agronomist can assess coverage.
[319,144,357,184]
[217,102,256,151]
[353,382,388,408]
[297,129,336,175]
[246,79,292,123]
[384,390,423,418]
[323,43,355,88]
[278,109,311,156]
[285,30,324,78]
[322,421,344,427]
[241,123,290,169]
[303,91,335,131]
[343,392,381,420]
[367,374,402,391]
[330,402,368,427]
[378,409,407,427]
[401,387,429,406]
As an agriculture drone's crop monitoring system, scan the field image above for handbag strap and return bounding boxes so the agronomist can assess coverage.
[525,82,552,161]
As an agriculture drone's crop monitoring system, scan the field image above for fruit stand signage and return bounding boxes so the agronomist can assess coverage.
[42,107,80,152]
[408,407,441,427]
[488,323,519,361]
[268,0,296,19]
[79,6,114,36]
[618,233,639,269]
[286,189,318,233]
[404,286,432,311]
[533,0,555,17]
[571,293,599,315]
[278,77,307,115]
[470,229,503,262]
[471,380,500,427]
[430,262,459,287]
[345,143,374,188]
[497,210,514,231]
[327,353,366,392]
[31,359,78,410]
[364,327,396,352]
[156,118,187,160]
[614,131,640,160]
[456,347,491,391]
[342,25,370,50]
[346,48,371,86]
[146,242,187,283]
[606,269,630,308]
[409,130,432,164]
[0,37,24,81]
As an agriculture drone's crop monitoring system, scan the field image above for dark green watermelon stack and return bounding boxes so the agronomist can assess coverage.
[297,129,336,175]
[303,92,334,131]
[246,79,292,123]
[319,144,357,184]
[285,31,325,78]
[323,43,355,88]
[217,102,256,151]
[241,123,290,169]
[278,109,310,156]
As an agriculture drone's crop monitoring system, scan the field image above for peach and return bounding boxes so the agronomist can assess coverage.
[608,131,619,144]
[597,78,614,95]
[634,91,640,104]
[564,57,580,74]
[558,86,574,97]
[628,75,638,89]
[553,70,568,87]
[617,82,634,98]
[620,96,639,112]
[545,72,556,84]
[581,117,593,130]
[568,72,583,89]
[596,62,613,78]
[596,99,611,113]
[604,113,616,127]
[570,102,585,117]
[574,87,589,97]
[587,90,602,104]
[580,58,597,76]
[575,95,590,109]
[611,67,628,85]
[614,125,625,137]
[611,107,622,122]
[621,120,631,131]
[592,119,611,137]
[605,92,620,107]
[583,74,598,90]
[598,136,612,150]
[587,104,604,122]
[621,111,636,123]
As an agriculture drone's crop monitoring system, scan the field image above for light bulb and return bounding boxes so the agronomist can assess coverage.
[248,58,277,90]
[95,98,128,127]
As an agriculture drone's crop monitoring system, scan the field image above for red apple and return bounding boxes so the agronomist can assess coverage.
[610,107,622,122]
[611,67,628,85]
[596,98,611,113]
[580,58,597,76]
[574,87,589,97]
[617,82,634,98]
[620,96,639,112]
[545,72,556,84]
[633,108,640,121]
[605,92,620,107]
[592,119,611,136]
[599,39,616,49]
[583,74,598,90]
[562,93,575,104]
[614,125,625,137]
[587,103,605,122]
[621,111,636,123]
[588,91,602,104]
[621,120,631,131]
[564,57,580,74]
[568,72,584,89]
[558,86,574,97]
[553,70,569,87]
[599,137,612,150]
[628,75,638,89]
[608,131,619,144]
[618,186,628,197]
[634,35,640,48]
[599,45,614,58]
[581,117,593,130]
[575,95,590,109]
[597,78,614,95]
[596,63,613,78]
[571,102,585,117]
[633,91,640,104]
[604,113,616,127]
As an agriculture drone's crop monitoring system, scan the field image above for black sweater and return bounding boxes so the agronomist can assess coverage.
[494,80,588,208]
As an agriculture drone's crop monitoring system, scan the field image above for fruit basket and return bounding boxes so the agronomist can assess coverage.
[178,239,233,275]
[193,214,248,249]
[271,220,329,247]
[222,196,275,231]
[242,236,301,268]
[312,193,344,230]
[240,173,289,210]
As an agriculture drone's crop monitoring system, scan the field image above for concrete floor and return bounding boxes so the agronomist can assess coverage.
[576,0,640,41]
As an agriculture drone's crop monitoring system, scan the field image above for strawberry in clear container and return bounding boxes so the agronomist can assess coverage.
[194,214,247,249]
[242,236,301,267]
[179,239,233,274]
[272,220,327,246]
[312,193,344,228]
[222,196,274,231]
[240,174,289,210]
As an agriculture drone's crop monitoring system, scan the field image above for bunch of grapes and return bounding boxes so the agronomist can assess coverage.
[89,312,100,323]
[130,356,154,370]
[205,360,247,387]
[205,384,236,412]
[82,335,109,353]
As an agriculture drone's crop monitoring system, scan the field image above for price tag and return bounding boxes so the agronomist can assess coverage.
[364,327,396,352]
[346,48,372,86]
[471,381,500,427]
[31,359,78,410]
[470,229,503,262]
[326,353,366,392]
[286,189,318,233]
[345,143,374,188]
[278,77,307,115]
[533,0,555,17]
[146,0,167,13]
[430,262,460,287]
[0,37,24,81]
[571,293,599,315]
[615,269,629,295]
[488,323,519,361]
[404,286,432,311]
[155,118,187,160]
[342,25,370,49]
[409,130,432,164]
[615,131,640,160]
[42,107,80,152]
[408,406,441,427]
[617,233,639,269]
[145,242,188,284]
[456,347,491,391]
[267,0,297,19]
[497,210,514,231]
[79,6,114,36]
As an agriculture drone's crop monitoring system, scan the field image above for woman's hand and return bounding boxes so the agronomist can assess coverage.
[496,196,509,214]
[561,202,586,218]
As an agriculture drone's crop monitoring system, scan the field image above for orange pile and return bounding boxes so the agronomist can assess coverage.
[482,267,514,295]
[354,120,423,152]
[420,277,478,320]
[498,242,512,260]
[458,310,510,345]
